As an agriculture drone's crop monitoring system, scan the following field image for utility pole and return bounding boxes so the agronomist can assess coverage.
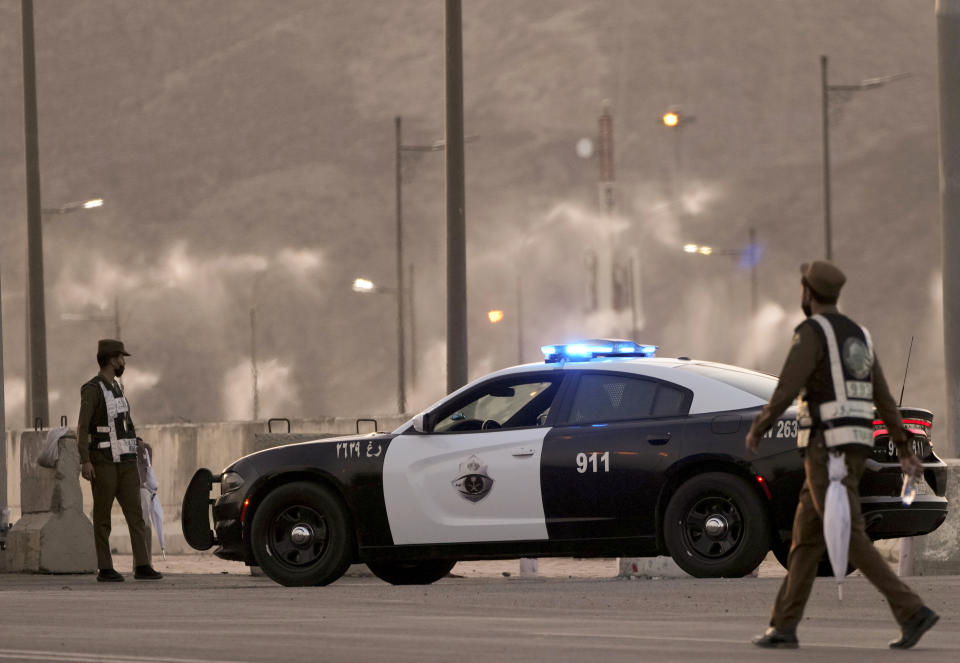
[22,0,48,428]
[0,267,9,546]
[821,55,909,262]
[250,307,259,421]
[394,117,407,413]
[938,0,960,458]
[821,55,833,261]
[445,0,468,394]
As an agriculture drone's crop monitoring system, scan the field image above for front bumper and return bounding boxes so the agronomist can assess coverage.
[181,467,250,562]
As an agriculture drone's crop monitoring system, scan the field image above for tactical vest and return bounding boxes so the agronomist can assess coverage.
[796,313,875,450]
[86,376,138,462]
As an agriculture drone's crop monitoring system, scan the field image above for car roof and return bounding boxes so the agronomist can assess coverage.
[465,357,773,415]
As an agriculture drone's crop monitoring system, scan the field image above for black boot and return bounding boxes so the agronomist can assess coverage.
[134,565,163,580]
[96,568,124,582]
[890,606,939,649]
[752,627,799,649]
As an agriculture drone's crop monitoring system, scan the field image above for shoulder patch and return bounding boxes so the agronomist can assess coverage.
[791,332,801,347]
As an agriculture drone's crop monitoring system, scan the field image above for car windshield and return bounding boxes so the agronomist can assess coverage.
[677,363,777,401]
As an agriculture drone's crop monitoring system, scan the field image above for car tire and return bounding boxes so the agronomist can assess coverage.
[366,559,457,585]
[663,472,770,578]
[250,481,353,587]
[770,537,856,577]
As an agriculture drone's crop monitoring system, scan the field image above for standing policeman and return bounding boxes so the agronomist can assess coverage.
[745,262,938,649]
[78,339,162,582]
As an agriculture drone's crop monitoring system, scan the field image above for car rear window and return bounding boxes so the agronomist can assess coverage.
[677,363,777,401]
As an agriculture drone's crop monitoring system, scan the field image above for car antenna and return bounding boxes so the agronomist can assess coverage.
[898,336,915,407]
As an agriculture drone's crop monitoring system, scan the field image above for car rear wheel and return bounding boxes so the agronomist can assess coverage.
[366,559,457,585]
[250,481,353,587]
[663,472,770,578]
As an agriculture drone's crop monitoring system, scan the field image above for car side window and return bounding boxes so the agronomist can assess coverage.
[567,373,688,424]
[432,379,559,433]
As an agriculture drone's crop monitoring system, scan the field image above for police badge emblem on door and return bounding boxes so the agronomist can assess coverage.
[452,455,494,502]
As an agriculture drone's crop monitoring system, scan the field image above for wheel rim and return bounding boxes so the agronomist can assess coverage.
[267,504,329,568]
[680,494,744,559]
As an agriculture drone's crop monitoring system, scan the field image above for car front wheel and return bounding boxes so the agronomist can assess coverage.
[366,559,457,585]
[663,472,770,578]
[250,481,353,586]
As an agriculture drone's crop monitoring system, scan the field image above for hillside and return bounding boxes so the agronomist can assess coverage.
[0,0,946,436]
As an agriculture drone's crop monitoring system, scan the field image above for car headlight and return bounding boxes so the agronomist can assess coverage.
[220,471,245,496]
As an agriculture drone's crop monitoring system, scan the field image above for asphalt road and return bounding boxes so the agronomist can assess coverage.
[0,571,957,663]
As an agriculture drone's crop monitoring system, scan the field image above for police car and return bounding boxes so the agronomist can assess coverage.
[181,340,949,586]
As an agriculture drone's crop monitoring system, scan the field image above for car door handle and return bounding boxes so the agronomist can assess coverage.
[646,434,671,446]
[511,447,536,457]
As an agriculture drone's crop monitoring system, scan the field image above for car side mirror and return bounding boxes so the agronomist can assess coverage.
[412,413,429,434]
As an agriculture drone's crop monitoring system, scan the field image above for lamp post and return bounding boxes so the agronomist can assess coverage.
[820,55,909,261]
[353,277,407,414]
[61,294,122,339]
[661,106,696,218]
[25,196,105,427]
[683,228,762,364]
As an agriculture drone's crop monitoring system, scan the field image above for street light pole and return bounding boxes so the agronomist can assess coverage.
[445,0,468,394]
[22,0,48,428]
[821,55,833,261]
[394,117,407,414]
[820,55,909,262]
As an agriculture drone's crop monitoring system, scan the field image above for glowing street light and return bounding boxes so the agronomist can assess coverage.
[683,244,714,256]
[662,111,680,128]
[487,310,504,324]
[41,197,104,215]
[352,277,377,294]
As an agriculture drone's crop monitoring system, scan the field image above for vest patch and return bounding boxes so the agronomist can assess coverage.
[842,337,872,380]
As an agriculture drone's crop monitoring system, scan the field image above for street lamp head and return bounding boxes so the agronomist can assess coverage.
[488,310,505,324]
[683,244,699,253]
[352,277,376,294]
[662,111,680,128]
[698,246,713,255]
[83,198,104,209]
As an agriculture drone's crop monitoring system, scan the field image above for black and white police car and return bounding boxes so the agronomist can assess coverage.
[182,340,949,586]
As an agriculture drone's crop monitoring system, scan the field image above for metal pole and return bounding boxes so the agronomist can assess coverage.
[821,55,833,262]
[938,0,960,458]
[749,227,759,369]
[516,273,523,364]
[250,307,259,421]
[22,0,48,428]
[408,262,416,387]
[114,295,121,339]
[0,266,9,544]
[749,227,758,320]
[445,0,468,394]
[395,117,407,414]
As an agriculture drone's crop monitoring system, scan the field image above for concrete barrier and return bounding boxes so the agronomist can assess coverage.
[1,431,96,573]
[2,416,406,559]
[913,458,960,575]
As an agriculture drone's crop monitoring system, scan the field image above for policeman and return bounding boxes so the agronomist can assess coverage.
[745,262,938,649]
[78,339,162,582]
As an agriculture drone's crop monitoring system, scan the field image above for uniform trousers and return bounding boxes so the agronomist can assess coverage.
[771,435,923,631]
[91,458,151,569]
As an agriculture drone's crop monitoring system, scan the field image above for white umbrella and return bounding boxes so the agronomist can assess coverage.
[823,451,850,600]
[139,446,166,560]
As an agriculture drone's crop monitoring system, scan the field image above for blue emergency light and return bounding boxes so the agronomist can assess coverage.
[541,339,657,363]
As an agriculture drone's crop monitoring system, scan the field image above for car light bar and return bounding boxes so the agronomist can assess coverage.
[541,339,657,363]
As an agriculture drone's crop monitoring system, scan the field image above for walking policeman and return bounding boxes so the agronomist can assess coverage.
[78,339,162,582]
[745,262,938,649]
